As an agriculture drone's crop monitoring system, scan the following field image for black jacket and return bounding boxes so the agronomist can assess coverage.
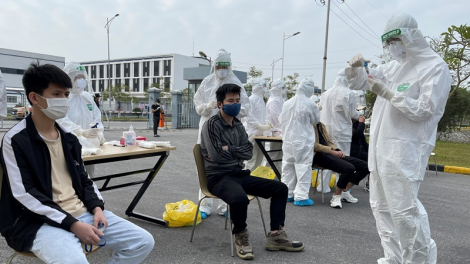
[351,121,369,157]
[0,115,104,252]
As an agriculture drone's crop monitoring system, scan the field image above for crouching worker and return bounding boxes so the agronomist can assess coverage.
[200,83,304,260]
[0,63,154,264]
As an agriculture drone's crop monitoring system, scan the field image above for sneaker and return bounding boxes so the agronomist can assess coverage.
[287,197,294,202]
[293,199,314,206]
[200,212,208,219]
[155,134,160,137]
[265,226,304,252]
[330,195,342,209]
[364,182,369,193]
[234,229,254,260]
[341,191,358,203]
[218,210,227,216]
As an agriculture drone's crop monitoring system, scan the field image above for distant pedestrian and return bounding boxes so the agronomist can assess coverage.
[94,93,101,108]
[151,99,161,137]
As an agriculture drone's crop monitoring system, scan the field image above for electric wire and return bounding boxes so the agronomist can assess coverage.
[343,1,380,38]
[364,0,388,19]
[331,0,378,40]
[330,7,382,50]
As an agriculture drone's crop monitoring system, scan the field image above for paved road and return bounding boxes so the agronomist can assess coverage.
[1,128,469,264]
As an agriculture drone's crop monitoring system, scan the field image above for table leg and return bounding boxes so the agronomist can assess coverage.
[255,139,282,181]
[125,152,170,226]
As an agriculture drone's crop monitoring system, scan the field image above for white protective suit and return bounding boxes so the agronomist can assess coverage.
[0,70,6,119]
[279,78,320,201]
[243,78,269,171]
[57,62,105,177]
[320,69,360,156]
[262,79,286,174]
[193,49,257,216]
[346,14,452,264]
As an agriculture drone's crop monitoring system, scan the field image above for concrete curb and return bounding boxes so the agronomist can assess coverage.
[428,164,470,175]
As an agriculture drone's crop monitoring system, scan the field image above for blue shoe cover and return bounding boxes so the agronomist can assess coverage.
[200,212,208,219]
[294,199,314,206]
[287,197,294,202]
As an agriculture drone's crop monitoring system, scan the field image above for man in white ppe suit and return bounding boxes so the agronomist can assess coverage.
[243,78,271,171]
[262,79,286,175]
[193,48,257,218]
[345,14,452,264]
[0,70,7,121]
[279,77,320,206]
[57,62,105,177]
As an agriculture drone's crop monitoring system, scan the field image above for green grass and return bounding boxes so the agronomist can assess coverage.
[431,140,470,168]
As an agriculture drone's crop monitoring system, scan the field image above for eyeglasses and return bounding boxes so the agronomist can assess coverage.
[383,38,402,49]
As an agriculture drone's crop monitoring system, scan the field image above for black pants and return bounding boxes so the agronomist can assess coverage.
[350,151,368,162]
[153,116,160,135]
[312,152,369,189]
[208,170,288,234]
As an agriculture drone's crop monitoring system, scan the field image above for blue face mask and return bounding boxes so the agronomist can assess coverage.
[222,103,241,117]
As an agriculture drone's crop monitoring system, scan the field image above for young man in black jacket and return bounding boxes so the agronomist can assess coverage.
[0,63,154,263]
[200,83,304,260]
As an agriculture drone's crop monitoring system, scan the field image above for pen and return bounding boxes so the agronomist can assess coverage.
[113,144,126,147]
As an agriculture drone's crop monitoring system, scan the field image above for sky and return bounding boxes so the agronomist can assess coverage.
[0,0,468,90]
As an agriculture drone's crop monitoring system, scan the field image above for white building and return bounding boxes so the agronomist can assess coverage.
[79,53,210,100]
[0,48,65,109]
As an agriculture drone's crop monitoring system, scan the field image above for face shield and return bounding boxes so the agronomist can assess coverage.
[212,49,233,80]
[381,14,418,64]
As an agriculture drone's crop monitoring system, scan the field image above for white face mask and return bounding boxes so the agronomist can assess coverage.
[36,94,69,120]
[73,78,87,94]
[216,69,228,79]
[388,41,406,59]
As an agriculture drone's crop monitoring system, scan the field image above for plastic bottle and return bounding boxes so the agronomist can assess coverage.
[126,125,136,146]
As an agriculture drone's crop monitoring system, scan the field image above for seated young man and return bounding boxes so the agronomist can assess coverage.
[200,83,304,260]
[0,63,154,264]
[313,122,369,209]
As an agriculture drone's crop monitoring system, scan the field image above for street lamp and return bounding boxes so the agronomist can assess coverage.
[281,31,300,78]
[271,58,282,80]
[198,51,212,66]
[104,13,119,110]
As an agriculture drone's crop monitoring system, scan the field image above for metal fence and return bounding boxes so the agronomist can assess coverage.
[175,100,200,129]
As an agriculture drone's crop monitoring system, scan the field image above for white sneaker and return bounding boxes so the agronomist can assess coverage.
[330,195,342,209]
[341,191,358,203]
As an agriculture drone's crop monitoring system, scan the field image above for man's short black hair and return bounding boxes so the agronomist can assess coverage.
[216,83,241,103]
[156,99,160,103]
[22,63,72,104]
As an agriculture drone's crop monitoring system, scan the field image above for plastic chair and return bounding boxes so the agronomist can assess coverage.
[312,166,326,204]
[190,144,267,257]
[427,152,438,177]
[1,164,101,264]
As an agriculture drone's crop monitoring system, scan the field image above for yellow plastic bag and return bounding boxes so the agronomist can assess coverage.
[251,166,276,180]
[162,200,201,227]
[311,170,336,188]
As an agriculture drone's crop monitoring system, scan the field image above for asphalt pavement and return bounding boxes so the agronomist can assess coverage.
[0,125,469,264]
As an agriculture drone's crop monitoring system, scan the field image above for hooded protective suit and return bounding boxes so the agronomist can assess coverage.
[280,78,320,201]
[262,79,286,173]
[193,49,256,216]
[346,14,452,264]
[243,78,270,171]
[0,70,6,119]
[320,69,360,156]
[57,62,105,177]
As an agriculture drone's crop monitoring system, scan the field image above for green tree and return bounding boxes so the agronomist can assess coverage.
[102,84,133,107]
[244,66,264,94]
[429,24,470,131]
[283,73,300,99]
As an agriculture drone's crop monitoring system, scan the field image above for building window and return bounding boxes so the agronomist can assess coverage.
[106,64,113,78]
[91,66,96,78]
[7,96,17,103]
[92,80,96,91]
[84,66,89,75]
[133,78,140,92]
[0,67,25,75]
[124,78,130,89]
[133,62,139,77]
[124,63,130,77]
[164,60,171,75]
[164,77,171,92]
[99,80,104,92]
[143,61,149,77]
[116,64,121,78]
[143,78,149,92]
[153,61,160,76]
[99,65,104,78]
[115,79,121,86]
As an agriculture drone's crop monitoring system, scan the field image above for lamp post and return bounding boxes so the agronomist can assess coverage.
[281,31,300,78]
[271,58,282,80]
[198,51,212,66]
[104,13,119,110]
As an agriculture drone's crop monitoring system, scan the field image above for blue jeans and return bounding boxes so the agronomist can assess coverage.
[30,210,154,264]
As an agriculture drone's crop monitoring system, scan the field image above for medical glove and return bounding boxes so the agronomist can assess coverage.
[256,123,272,131]
[367,78,394,101]
[81,128,100,138]
[206,101,218,110]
